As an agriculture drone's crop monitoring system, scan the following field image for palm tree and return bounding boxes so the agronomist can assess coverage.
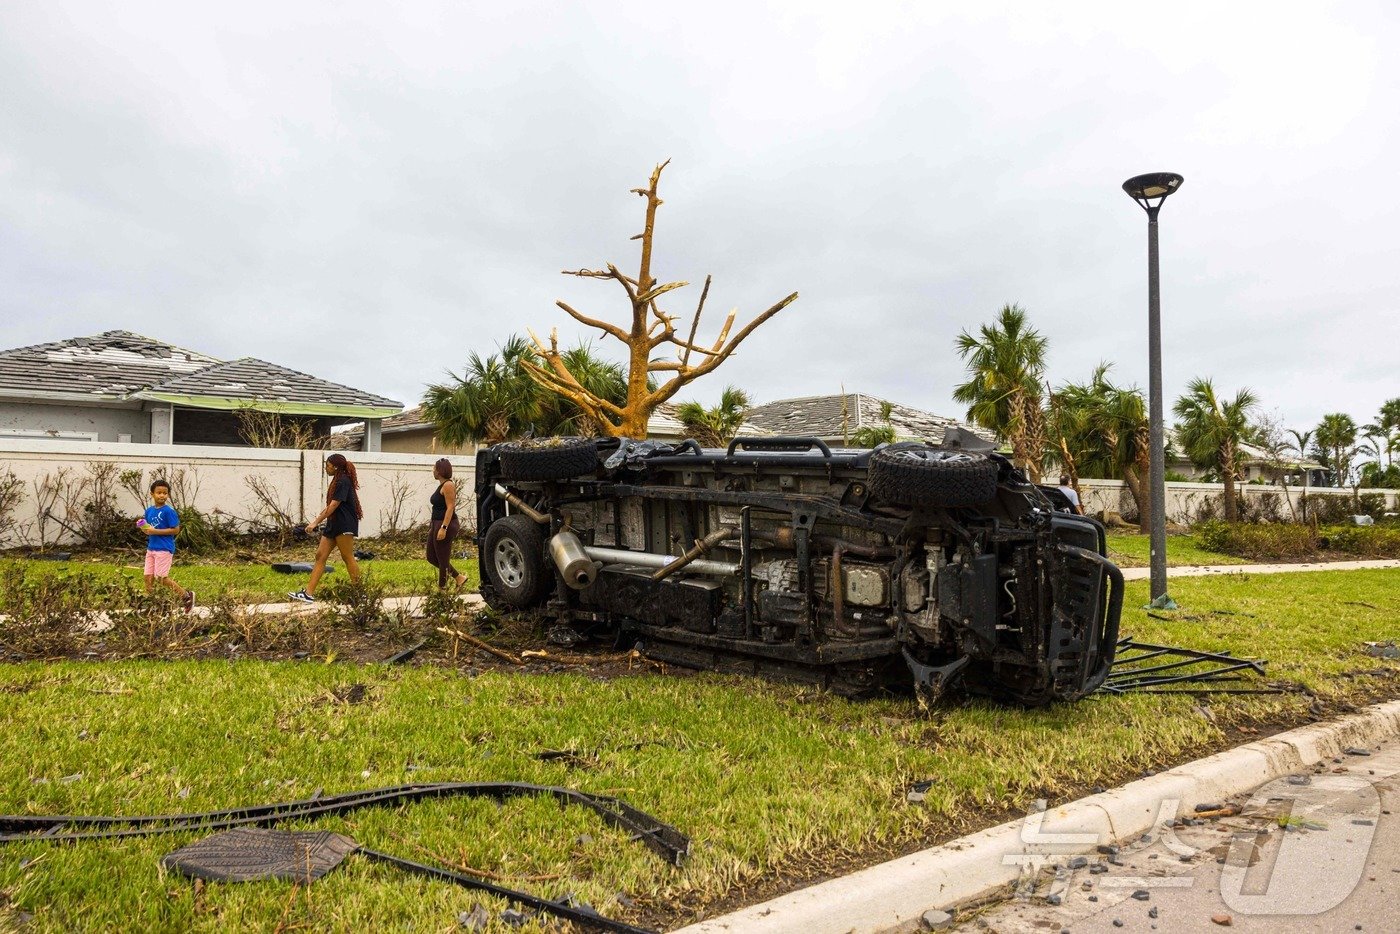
[1048,365,1152,528]
[850,400,898,448]
[424,337,627,446]
[1362,397,1400,469]
[953,304,1049,481]
[1313,413,1359,487]
[674,386,752,448]
[1172,378,1259,522]
[423,336,544,447]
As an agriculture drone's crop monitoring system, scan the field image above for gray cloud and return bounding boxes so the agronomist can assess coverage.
[2,1,1396,432]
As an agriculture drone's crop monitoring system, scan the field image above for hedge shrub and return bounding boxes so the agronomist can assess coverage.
[1197,520,1400,561]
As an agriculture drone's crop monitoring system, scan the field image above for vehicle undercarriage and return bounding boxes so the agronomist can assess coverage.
[474,431,1123,706]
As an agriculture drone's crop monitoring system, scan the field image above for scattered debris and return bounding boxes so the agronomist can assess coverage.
[1132,890,1150,901]
[907,780,935,804]
[1345,747,1372,757]
[1212,913,1233,926]
[1362,641,1398,659]
[384,640,427,666]
[458,905,490,930]
[920,908,953,930]
[1101,636,1275,694]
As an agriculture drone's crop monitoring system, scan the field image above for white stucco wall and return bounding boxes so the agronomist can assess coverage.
[1076,478,1398,524]
[0,439,472,548]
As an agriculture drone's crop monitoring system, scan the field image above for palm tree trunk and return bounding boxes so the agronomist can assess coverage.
[485,414,512,446]
[1010,392,1045,483]
[1221,442,1238,522]
[1123,465,1150,532]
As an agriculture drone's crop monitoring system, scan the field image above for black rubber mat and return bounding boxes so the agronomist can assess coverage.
[163,828,358,883]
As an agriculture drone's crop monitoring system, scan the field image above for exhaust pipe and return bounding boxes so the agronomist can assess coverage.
[550,530,600,590]
[651,527,738,581]
[493,483,549,524]
[583,545,739,577]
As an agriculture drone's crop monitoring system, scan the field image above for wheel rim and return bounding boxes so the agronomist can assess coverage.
[493,538,527,588]
[887,448,980,466]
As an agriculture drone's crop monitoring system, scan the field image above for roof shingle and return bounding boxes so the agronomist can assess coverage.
[0,331,400,414]
[743,393,995,445]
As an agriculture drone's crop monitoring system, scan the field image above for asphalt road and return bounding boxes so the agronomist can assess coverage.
[958,740,1400,933]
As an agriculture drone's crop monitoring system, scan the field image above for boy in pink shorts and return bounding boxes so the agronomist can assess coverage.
[140,479,194,612]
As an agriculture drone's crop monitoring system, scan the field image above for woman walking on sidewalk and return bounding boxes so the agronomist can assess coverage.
[288,453,363,603]
[426,458,466,589]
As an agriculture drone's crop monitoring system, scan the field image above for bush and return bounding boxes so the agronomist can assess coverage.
[1196,520,1319,561]
[1197,520,1400,561]
[1319,525,1400,557]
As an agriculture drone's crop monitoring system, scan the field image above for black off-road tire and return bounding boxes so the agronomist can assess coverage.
[868,443,998,508]
[496,437,598,481]
[481,514,550,608]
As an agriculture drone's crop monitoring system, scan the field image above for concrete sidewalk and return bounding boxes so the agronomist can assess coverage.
[959,741,1400,933]
[1121,558,1400,580]
[80,592,484,633]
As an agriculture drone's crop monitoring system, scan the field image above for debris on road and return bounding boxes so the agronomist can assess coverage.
[1100,636,1276,695]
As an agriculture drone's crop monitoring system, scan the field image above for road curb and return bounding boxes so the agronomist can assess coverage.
[671,698,1400,934]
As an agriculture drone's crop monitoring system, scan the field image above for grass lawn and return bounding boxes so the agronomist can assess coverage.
[1104,532,1246,568]
[0,541,479,604]
[1,569,1397,932]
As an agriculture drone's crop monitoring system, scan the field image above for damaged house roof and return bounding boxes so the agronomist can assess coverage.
[742,393,996,445]
[0,330,402,418]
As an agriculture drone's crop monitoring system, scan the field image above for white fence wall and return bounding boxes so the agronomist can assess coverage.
[0,439,476,549]
[1076,478,1399,524]
[3,438,1395,549]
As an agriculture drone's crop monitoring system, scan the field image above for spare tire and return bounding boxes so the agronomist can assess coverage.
[868,443,998,507]
[496,437,598,481]
[481,514,550,608]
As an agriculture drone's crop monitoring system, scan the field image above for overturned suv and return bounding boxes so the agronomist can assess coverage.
[475,431,1123,706]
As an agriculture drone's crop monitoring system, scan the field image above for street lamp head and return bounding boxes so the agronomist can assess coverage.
[1123,172,1184,215]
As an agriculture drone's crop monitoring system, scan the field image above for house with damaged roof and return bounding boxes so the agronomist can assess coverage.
[742,392,995,447]
[0,331,403,450]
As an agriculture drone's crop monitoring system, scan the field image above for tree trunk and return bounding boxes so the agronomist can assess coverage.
[1123,465,1150,532]
[485,414,512,447]
[1010,392,1045,483]
[1221,442,1238,522]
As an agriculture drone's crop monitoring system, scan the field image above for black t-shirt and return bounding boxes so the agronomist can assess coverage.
[326,475,359,536]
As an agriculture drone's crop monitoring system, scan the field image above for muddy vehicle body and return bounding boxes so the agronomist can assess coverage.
[474,431,1123,705]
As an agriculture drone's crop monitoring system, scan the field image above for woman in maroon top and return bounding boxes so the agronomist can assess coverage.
[426,458,466,588]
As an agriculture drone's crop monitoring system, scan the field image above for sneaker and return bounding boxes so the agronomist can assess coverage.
[182,590,196,614]
[288,589,316,604]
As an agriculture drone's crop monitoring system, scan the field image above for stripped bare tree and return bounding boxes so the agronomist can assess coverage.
[523,161,798,438]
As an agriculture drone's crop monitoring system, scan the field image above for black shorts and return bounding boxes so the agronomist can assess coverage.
[322,522,358,539]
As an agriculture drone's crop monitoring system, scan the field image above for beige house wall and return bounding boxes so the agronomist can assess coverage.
[377,426,477,458]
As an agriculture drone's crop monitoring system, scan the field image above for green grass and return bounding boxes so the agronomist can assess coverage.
[0,550,479,603]
[1,569,1397,931]
[1104,532,1247,568]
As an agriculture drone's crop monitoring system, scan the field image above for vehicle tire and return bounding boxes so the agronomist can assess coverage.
[868,443,998,507]
[481,514,550,608]
[496,437,598,481]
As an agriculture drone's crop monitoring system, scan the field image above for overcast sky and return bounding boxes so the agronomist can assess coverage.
[2,1,1396,432]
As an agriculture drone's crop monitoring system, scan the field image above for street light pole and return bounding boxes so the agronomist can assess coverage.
[1123,172,1183,609]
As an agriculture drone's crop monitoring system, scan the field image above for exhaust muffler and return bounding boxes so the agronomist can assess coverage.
[549,530,600,590]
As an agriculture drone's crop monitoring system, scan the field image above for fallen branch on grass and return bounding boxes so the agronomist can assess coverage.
[434,627,523,666]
